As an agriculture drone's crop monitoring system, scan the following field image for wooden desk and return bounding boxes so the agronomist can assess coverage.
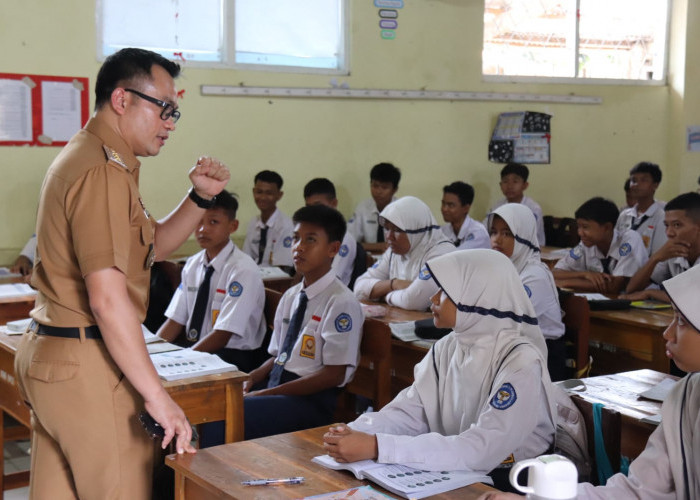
[574,369,677,459]
[166,426,495,499]
[588,307,672,375]
[540,245,568,270]
[362,304,432,397]
[0,294,35,327]
[0,330,247,495]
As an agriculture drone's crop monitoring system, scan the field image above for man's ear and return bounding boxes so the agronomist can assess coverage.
[523,181,530,191]
[229,219,239,234]
[328,240,341,258]
[111,87,128,116]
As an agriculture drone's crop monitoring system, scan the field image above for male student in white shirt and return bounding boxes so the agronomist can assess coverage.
[440,181,490,250]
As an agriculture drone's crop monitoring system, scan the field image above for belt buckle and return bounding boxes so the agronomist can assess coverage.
[28,320,39,334]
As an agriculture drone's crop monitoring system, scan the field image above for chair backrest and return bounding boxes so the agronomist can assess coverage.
[544,216,580,248]
[264,287,283,331]
[349,242,369,290]
[336,319,393,421]
[571,395,621,485]
[559,292,591,378]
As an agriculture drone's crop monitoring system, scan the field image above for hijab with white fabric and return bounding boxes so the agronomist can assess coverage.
[379,196,452,280]
[488,203,542,273]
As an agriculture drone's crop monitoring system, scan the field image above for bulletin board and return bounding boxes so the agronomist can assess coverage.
[488,111,552,164]
[0,73,89,147]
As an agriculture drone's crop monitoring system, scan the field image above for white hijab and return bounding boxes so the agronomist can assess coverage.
[411,249,552,436]
[662,266,700,500]
[379,196,452,280]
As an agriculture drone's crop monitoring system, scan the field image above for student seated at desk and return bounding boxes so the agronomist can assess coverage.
[324,250,573,491]
[440,181,490,249]
[615,161,667,257]
[348,162,400,253]
[10,234,37,277]
[480,264,700,500]
[487,163,546,247]
[489,203,567,381]
[242,205,363,440]
[157,190,267,373]
[624,192,700,303]
[553,197,647,294]
[242,169,294,272]
[304,177,367,287]
[353,196,454,311]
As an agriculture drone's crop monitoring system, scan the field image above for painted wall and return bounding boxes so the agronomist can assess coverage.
[0,0,694,263]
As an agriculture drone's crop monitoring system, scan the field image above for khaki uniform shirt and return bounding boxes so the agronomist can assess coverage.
[30,117,155,326]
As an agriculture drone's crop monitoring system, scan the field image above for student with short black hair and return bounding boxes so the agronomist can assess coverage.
[348,162,401,252]
[616,161,667,257]
[621,177,636,211]
[304,178,366,287]
[242,169,294,270]
[354,196,455,311]
[624,192,700,302]
[487,163,546,246]
[242,204,363,440]
[440,181,490,250]
[553,197,647,294]
[157,190,267,373]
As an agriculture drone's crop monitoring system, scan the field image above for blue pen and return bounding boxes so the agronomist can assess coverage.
[241,476,305,486]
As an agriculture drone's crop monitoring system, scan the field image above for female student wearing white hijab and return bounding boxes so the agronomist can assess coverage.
[326,249,562,489]
[479,264,700,500]
[353,196,454,311]
[489,203,567,380]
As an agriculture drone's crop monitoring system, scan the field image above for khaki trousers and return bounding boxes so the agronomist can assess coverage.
[15,331,154,500]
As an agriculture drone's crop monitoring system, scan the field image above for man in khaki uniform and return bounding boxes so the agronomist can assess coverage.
[14,48,230,499]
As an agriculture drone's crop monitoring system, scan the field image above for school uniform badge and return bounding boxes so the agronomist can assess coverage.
[300,334,316,359]
[619,243,632,256]
[339,244,349,257]
[490,383,517,410]
[283,236,293,248]
[335,313,352,332]
[418,266,431,280]
[569,246,583,260]
[466,233,475,241]
[228,281,243,297]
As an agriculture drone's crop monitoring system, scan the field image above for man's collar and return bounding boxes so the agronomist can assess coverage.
[86,116,140,173]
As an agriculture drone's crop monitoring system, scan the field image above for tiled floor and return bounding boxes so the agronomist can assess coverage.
[4,438,30,499]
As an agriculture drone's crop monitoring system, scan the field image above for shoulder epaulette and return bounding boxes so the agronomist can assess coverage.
[102,145,128,169]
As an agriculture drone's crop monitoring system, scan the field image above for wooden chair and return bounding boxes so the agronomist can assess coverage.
[264,287,283,332]
[335,319,392,422]
[560,292,592,378]
[571,395,621,485]
[544,216,580,247]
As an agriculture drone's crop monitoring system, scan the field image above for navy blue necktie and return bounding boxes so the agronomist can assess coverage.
[268,291,308,388]
[630,215,649,231]
[187,265,214,342]
[376,223,385,243]
[258,226,269,264]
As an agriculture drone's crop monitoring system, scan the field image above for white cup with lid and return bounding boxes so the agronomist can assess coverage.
[509,454,578,500]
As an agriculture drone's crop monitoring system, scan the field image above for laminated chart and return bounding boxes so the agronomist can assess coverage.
[489,111,551,164]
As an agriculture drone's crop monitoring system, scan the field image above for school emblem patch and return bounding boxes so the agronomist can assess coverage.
[523,285,532,298]
[283,236,293,248]
[228,281,243,297]
[490,383,517,410]
[418,266,431,280]
[339,244,349,257]
[300,334,316,359]
[466,233,475,241]
[619,242,632,257]
[569,246,583,260]
[335,313,352,332]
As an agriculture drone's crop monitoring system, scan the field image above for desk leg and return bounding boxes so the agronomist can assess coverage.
[225,382,244,443]
[173,470,185,500]
[0,408,4,494]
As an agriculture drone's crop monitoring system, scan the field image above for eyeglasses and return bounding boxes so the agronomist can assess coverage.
[125,88,181,123]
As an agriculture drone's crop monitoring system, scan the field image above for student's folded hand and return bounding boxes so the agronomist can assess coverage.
[582,271,611,292]
[322,426,378,463]
[654,239,691,262]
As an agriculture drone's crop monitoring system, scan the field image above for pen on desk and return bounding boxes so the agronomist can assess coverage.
[241,476,305,486]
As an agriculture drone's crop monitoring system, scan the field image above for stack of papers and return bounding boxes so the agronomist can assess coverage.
[260,266,291,279]
[389,321,421,342]
[0,318,32,335]
[0,283,37,299]
[150,349,238,381]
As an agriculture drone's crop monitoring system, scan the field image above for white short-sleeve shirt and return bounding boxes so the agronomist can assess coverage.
[268,269,363,386]
[441,216,491,250]
[348,197,395,243]
[650,256,700,285]
[333,232,357,286]
[554,229,648,277]
[615,200,667,257]
[165,240,266,350]
[242,208,294,267]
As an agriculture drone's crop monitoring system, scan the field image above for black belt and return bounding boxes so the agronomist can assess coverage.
[33,322,102,340]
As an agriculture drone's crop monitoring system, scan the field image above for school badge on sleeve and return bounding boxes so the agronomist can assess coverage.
[619,242,632,256]
[418,266,431,280]
[335,313,352,332]
[228,281,243,297]
[490,383,517,410]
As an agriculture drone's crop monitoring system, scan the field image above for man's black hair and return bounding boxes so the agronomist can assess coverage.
[665,192,700,223]
[211,189,238,220]
[629,162,662,184]
[292,205,346,244]
[500,163,529,182]
[443,181,475,206]
[95,48,180,109]
[370,163,401,189]
[574,197,620,226]
[304,178,336,199]
[254,170,284,189]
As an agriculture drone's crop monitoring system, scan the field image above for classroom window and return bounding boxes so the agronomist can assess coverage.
[97,0,348,74]
[482,0,670,83]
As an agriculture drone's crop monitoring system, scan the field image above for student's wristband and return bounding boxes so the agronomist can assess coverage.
[188,187,216,209]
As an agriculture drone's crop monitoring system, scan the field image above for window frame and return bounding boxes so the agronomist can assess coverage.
[482,0,672,86]
[96,0,350,75]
